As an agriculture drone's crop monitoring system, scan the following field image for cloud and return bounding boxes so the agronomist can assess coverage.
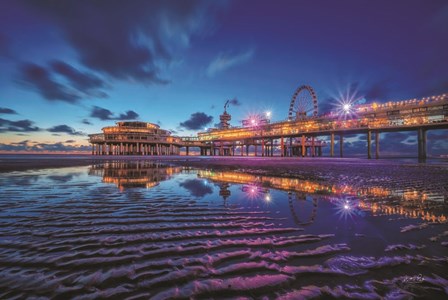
[337,132,420,157]
[50,60,107,98]
[90,106,139,121]
[206,49,254,77]
[0,118,40,132]
[19,61,109,103]
[24,0,222,84]
[360,80,392,102]
[229,97,241,106]
[47,174,78,183]
[19,62,81,103]
[0,107,18,114]
[0,141,90,152]
[81,119,93,125]
[179,179,213,197]
[47,124,85,136]
[319,97,337,114]
[65,139,76,143]
[179,112,213,130]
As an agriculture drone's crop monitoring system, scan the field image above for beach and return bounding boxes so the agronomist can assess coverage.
[0,155,447,298]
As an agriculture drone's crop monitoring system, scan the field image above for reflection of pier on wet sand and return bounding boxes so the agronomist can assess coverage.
[89,161,182,190]
[198,169,447,223]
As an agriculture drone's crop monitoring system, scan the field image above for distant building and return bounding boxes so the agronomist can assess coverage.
[88,121,182,155]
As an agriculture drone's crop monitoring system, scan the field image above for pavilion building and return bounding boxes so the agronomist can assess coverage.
[88,121,182,155]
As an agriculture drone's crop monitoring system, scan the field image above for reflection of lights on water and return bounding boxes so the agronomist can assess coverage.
[265,194,271,202]
[243,185,271,201]
[333,198,362,220]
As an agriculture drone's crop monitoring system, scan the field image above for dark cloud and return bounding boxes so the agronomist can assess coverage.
[19,61,109,103]
[118,111,139,120]
[336,132,419,157]
[24,0,220,83]
[0,107,18,114]
[19,62,81,103]
[319,97,337,115]
[47,173,79,183]
[229,98,241,106]
[0,118,40,132]
[428,130,448,155]
[65,139,76,143]
[90,106,139,121]
[179,179,213,197]
[47,124,85,136]
[179,112,213,130]
[381,132,412,142]
[81,119,93,125]
[50,60,107,98]
[360,80,392,102]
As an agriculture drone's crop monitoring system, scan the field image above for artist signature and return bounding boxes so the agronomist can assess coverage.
[401,274,425,284]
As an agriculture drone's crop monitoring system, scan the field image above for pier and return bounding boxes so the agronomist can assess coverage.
[89,86,448,159]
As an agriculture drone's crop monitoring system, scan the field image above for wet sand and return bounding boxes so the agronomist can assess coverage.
[1,154,447,172]
[1,156,447,298]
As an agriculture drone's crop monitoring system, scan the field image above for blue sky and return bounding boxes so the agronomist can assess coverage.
[0,0,447,155]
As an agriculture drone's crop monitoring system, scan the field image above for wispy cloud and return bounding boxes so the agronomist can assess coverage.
[23,1,222,84]
[206,49,254,77]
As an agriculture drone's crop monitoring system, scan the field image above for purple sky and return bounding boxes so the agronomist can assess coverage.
[0,0,447,155]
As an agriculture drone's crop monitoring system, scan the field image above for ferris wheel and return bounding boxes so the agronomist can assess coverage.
[288,192,318,226]
[288,85,318,121]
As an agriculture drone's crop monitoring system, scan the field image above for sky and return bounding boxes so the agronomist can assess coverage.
[0,0,447,155]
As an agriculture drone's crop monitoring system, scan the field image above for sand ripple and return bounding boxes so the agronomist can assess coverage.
[0,165,447,299]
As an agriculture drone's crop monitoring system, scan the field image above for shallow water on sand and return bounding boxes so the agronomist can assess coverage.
[0,160,447,299]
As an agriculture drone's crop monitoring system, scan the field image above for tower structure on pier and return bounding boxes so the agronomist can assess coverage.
[219,100,232,129]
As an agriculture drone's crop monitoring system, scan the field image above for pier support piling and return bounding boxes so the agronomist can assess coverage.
[367,130,372,159]
[418,128,427,160]
[339,134,343,157]
[301,135,306,157]
[330,133,335,157]
[375,131,380,159]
